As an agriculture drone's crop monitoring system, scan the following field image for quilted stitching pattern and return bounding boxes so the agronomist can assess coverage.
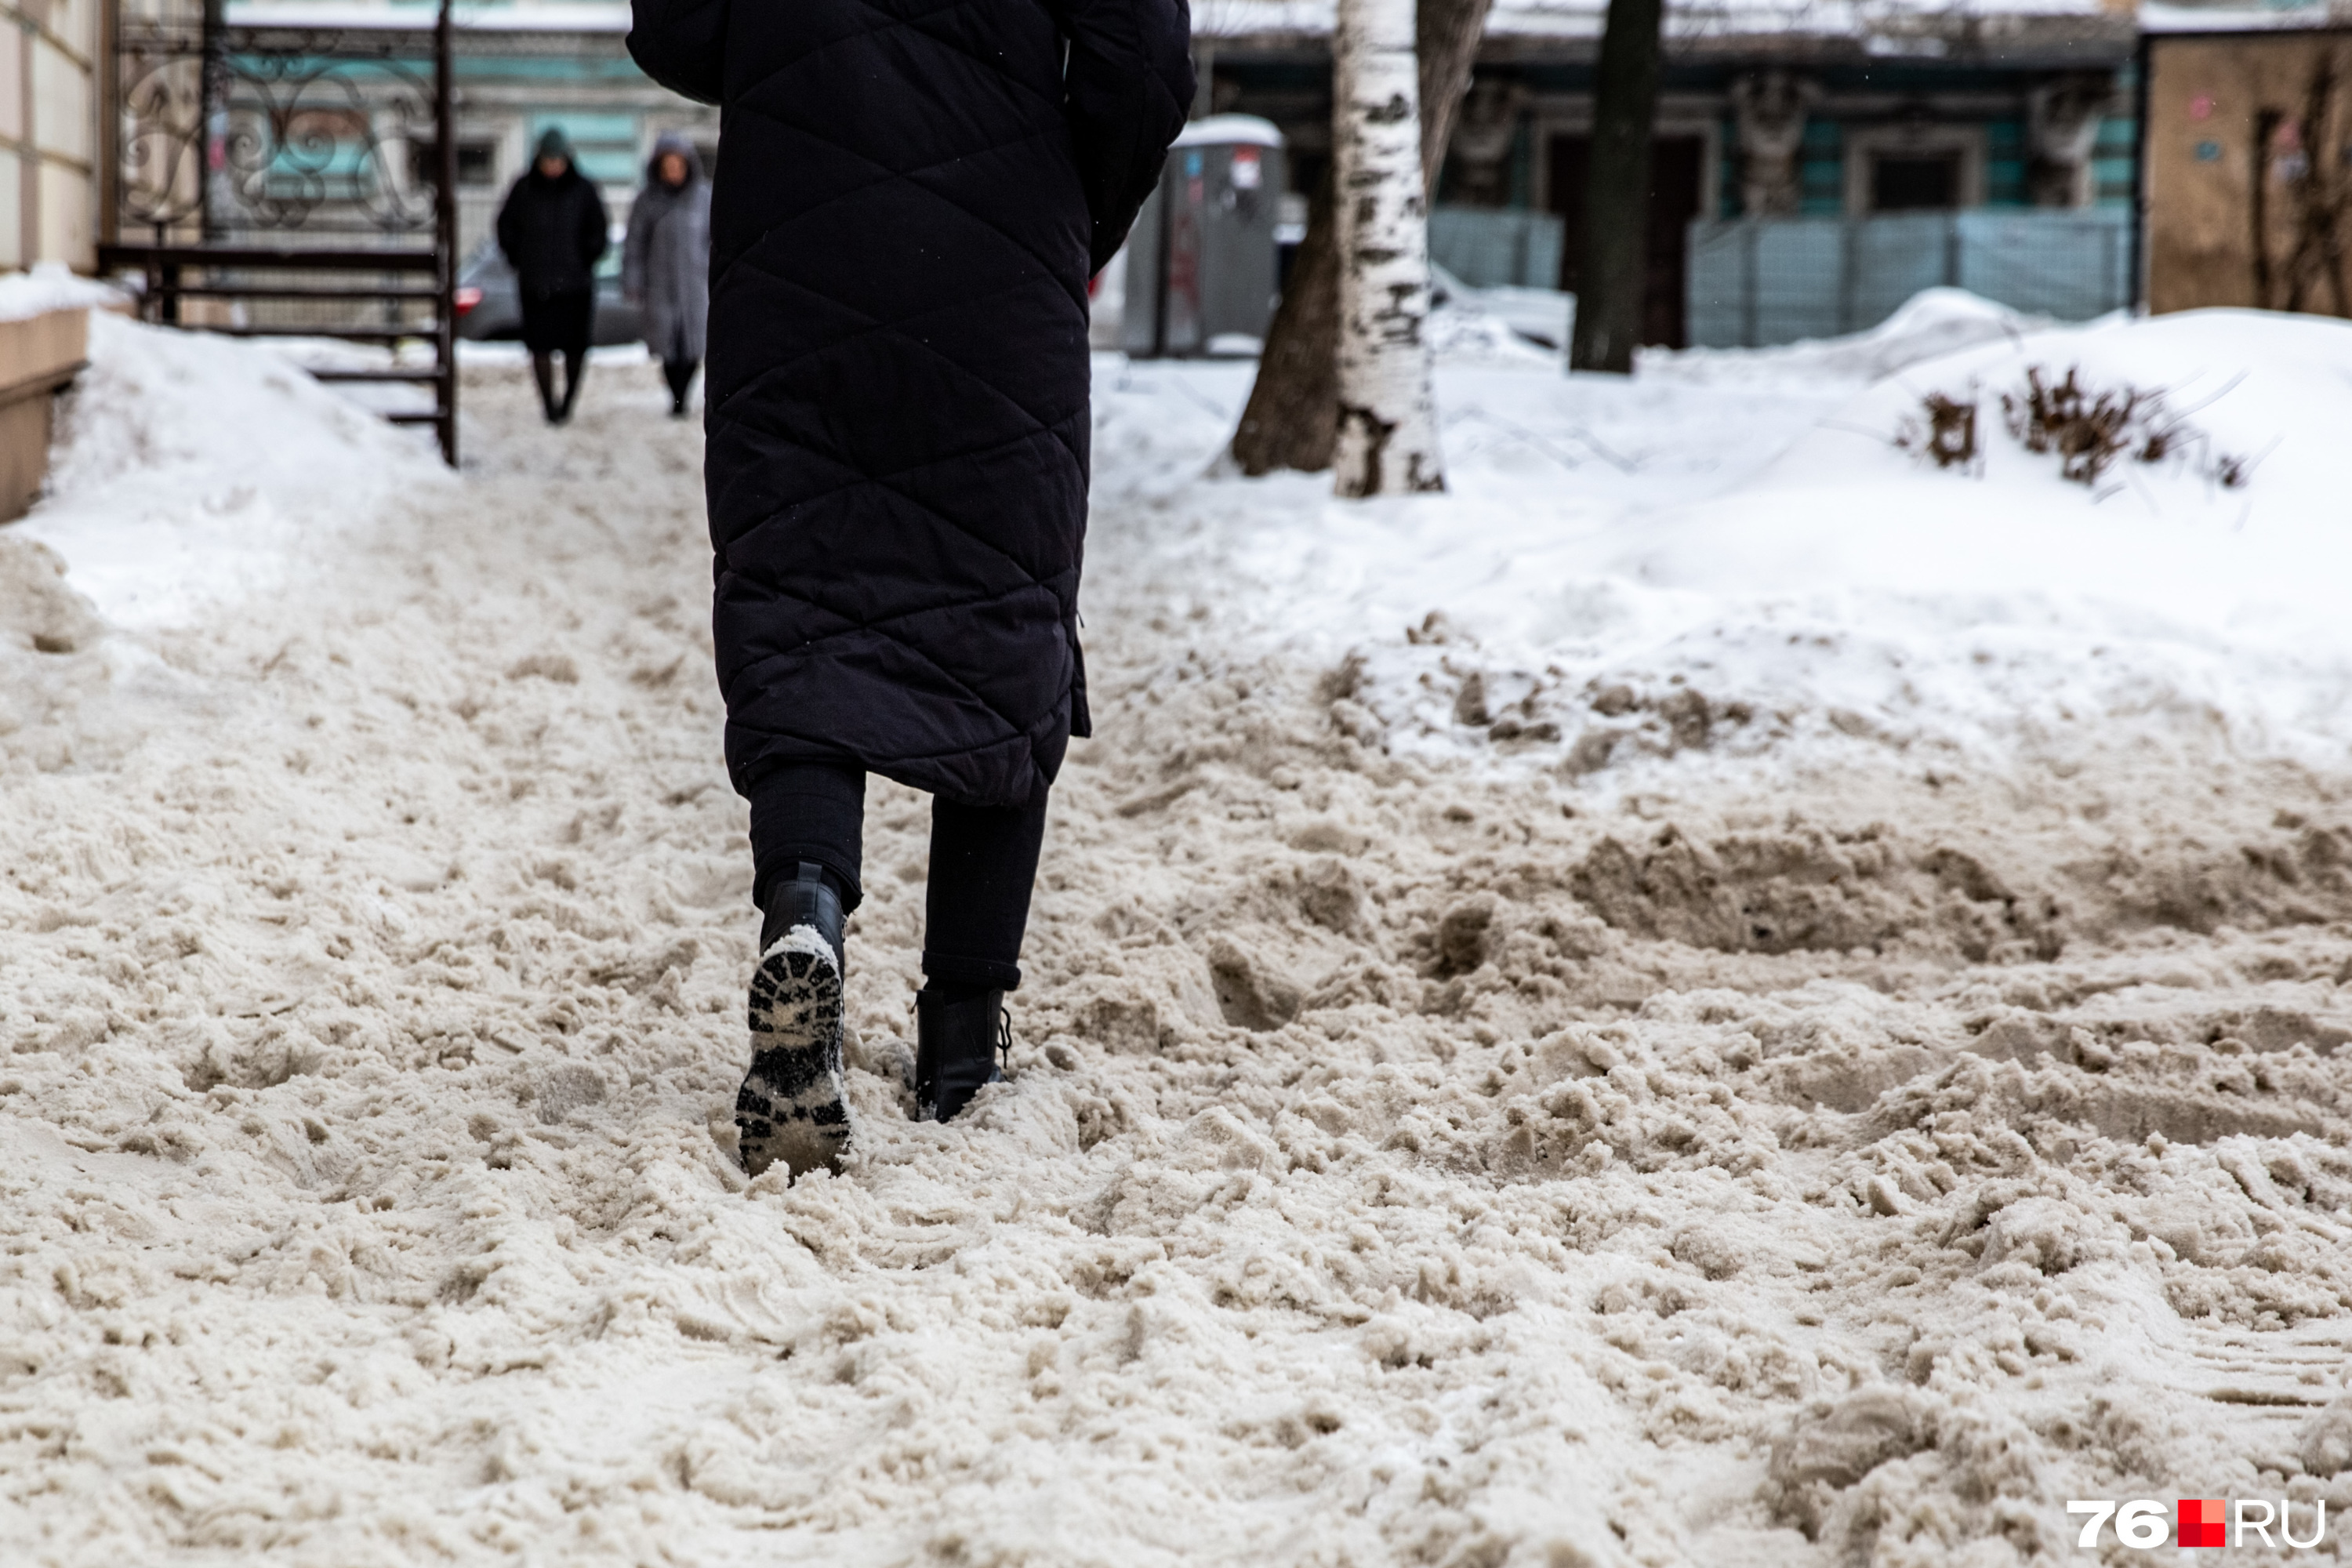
[630,0,1192,808]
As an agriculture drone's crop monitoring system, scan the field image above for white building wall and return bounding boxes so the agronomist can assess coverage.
[1,0,98,269]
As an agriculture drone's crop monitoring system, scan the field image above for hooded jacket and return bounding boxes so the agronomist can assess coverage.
[627,0,1192,808]
[622,132,711,364]
[495,142,609,296]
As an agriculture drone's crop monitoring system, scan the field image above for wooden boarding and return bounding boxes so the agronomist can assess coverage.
[2144,29,2352,317]
[0,307,89,524]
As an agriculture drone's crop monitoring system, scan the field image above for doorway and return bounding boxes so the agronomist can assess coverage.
[1870,153,1961,212]
[1547,134,1706,349]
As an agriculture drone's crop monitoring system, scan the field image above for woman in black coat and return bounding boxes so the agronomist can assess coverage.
[495,129,609,423]
[628,0,1192,1178]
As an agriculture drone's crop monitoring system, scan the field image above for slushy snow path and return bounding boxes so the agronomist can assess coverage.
[7,310,2352,1566]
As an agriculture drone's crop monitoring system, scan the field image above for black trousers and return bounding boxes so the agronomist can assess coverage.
[518,284,593,358]
[747,762,1047,991]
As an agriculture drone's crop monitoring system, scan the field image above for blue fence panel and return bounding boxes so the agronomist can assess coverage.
[1686,223,1748,347]
[1688,210,2132,348]
[1851,213,1955,326]
[1754,220,1846,345]
[1428,206,1564,291]
[1955,211,2131,322]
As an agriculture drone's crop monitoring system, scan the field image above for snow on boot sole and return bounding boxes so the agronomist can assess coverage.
[735,924,849,1178]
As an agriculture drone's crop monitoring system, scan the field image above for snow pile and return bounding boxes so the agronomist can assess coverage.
[1635,309,2342,620]
[15,312,445,629]
[1102,303,2352,792]
[1640,286,2040,387]
[1425,292,1560,365]
[0,261,128,322]
[1429,265,1573,358]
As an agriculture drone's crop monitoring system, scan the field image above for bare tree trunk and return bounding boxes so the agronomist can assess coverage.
[1414,0,1489,179]
[2252,107,2280,310]
[1331,0,1445,495]
[1228,0,1490,476]
[1229,172,1342,474]
[1569,0,1663,373]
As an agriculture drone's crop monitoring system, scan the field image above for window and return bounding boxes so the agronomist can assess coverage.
[406,140,499,188]
[456,142,497,187]
[1842,126,1984,215]
[1871,153,1959,211]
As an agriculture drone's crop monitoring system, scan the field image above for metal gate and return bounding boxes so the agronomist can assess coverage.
[100,0,459,463]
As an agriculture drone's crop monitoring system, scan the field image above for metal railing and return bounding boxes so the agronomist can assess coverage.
[100,0,458,463]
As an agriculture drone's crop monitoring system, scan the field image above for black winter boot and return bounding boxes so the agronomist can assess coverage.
[663,357,697,416]
[735,863,851,1179]
[915,986,1010,1123]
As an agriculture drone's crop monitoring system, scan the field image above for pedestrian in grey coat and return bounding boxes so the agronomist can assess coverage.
[622,132,710,417]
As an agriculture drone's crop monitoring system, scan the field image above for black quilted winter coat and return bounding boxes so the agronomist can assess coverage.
[627,0,1193,808]
[495,165,608,294]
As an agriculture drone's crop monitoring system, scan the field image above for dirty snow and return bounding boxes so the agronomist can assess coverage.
[5,305,2352,1566]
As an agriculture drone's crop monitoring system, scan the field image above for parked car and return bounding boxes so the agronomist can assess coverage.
[453,230,642,346]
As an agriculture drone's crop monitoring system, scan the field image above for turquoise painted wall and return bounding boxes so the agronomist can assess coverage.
[1987,118,2027,205]
[1798,121,1844,216]
[531,111,642,183]
[1715,111,2140,217]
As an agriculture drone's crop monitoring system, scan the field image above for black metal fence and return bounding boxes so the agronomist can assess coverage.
[100,0,458,463]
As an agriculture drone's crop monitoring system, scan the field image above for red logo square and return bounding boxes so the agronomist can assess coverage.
[2177,1498,2227,1548]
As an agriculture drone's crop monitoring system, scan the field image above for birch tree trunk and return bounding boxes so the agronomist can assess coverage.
[1228,0,1490,477]
[1330,0,1446,495]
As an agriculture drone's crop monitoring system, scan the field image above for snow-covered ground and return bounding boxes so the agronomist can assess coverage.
[5,299,2352,1566]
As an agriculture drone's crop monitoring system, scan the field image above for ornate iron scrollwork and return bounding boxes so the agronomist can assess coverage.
[105,5,463,466]
[115,20,439,241]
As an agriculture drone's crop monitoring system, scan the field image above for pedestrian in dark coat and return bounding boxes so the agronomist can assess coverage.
[622,132,710,417]
[627,0,1192,1178]
[495,129,609,423]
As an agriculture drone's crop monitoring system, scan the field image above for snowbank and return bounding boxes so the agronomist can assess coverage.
[14,313,445,630]
[1652,308,2347,615]
[1103,299,2352,788]
[1639,285,2042,387]
[0,262,127,323]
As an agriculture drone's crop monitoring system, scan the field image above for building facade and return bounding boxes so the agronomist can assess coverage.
[75,0,2352,339]
[220,0,716,257]
[3,0,98,270]
[1205,0,2143,344]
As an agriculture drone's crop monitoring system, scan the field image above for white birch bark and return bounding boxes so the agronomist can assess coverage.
[1330,0,1446,497]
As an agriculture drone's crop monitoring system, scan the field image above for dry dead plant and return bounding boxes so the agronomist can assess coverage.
[2002,365,2147,485]
[1893,364,2251,492]
[1895,391,1980,470]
